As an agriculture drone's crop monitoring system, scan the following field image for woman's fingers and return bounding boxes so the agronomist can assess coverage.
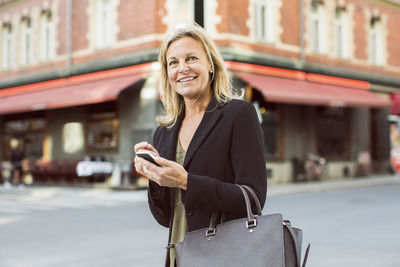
[135,155,187,189]
[136,156,159,179]
[134,142,159,157]
[153,156,172,167]
[143,143,159,156]
[134,156,146,176]
[134,142,148,152]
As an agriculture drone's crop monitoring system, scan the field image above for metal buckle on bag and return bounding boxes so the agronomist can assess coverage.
[283,220,291,226]
[165,243,175,249]
[246,218,257,229]
[205,228,216,237]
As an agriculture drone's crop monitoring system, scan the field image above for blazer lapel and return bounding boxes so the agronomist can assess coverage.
[162,114,183,161]
[183,97,222,168]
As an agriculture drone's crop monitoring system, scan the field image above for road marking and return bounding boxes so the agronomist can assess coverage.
[29,188,60,199]
[0,206,24,214]
[0,216,23,226]
[0,188,148,215]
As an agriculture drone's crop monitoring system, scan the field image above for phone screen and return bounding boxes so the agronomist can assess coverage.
[137,153,161,167]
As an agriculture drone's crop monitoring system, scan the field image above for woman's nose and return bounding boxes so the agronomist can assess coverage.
[178,62,189,73]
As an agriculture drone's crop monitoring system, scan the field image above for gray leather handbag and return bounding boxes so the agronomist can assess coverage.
[174,185,310,267]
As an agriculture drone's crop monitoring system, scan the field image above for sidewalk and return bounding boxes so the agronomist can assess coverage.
[268,173,400,196]
[1,173,400,196]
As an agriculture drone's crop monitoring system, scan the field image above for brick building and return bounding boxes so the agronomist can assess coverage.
[0,0,399,185]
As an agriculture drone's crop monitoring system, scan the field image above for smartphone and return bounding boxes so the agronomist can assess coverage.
[136,151,161,167]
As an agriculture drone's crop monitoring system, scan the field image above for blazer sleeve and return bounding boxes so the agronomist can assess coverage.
[185,101,267,217]
[147,127,171,228]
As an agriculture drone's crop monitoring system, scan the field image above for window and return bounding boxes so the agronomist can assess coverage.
[169,0,205,28]
[87,103,118,151]
[40,11,55,61]
[87,114,118,150]
[261,103,281,158]
[334,7,349,58]
[172,0,194,27]
[255,0,274,43]
[63,122,85,154]
[250,87,281,159]
[310,1,325,53]
[370,16,384,65]
[20,17,33,66]
[3,116,46,160]
[316,107,349,159]
[96,0,113,48]
[2,24,13,70]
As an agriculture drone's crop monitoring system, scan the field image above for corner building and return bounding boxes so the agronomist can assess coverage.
[0,0,399,185]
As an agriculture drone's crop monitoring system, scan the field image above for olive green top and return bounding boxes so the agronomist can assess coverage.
[170,140,188,267]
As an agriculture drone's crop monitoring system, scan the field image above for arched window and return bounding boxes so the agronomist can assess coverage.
[40,10,55,61]
[255,0,275,43]
[2,23,13,70]
[310,1,325,53]
[20,17,33,66]
[369,16,384,65]
[334,7,349,58]
[96,0,113,48]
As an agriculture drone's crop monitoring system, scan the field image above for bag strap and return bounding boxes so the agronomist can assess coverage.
[241,185,262,216]
[207,184,258,235]
[284,221,301,267]
[302,244,311,267]
[236,185,257,226]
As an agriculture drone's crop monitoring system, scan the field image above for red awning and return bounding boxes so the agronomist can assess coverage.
[0,74,143,115]
[390,94,400,115]
[237,73,392,108]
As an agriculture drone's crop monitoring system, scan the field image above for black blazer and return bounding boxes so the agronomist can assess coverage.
[148,97,267,242]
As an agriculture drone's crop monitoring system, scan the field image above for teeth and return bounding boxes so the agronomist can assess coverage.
[179,77,195,82]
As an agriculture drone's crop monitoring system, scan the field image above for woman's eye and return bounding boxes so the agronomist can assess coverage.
[188,56,198,61]
[168,60,177,66]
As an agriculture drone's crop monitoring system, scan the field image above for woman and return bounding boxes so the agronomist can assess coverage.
[134,24,267,267]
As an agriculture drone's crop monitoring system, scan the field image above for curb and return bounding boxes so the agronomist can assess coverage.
[268,174,400,196]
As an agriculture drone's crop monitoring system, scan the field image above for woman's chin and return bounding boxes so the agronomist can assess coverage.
[176,87,210,100]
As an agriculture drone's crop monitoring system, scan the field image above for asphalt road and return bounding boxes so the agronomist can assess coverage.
[0,177,399,267]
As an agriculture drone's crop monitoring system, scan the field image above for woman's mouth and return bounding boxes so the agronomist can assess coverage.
[178,76,197,83]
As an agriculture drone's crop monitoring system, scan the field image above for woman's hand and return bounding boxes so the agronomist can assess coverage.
[133,142,188,190]
[134,142,159,156]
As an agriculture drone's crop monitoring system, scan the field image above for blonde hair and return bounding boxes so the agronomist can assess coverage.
[156,24,235,128]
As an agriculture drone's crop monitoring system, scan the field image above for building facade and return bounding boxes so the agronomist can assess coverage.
[0,0,399,185]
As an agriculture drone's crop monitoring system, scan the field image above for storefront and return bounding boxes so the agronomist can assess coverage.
[229,61,393,183]
[0,63,159,186]
[0,60,394,186]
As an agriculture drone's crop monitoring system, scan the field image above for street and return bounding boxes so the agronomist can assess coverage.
[0,177,399,267]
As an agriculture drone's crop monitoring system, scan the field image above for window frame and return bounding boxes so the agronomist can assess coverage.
[255,0,275,43]
[86,102,119,152]
[334,7,349,59]
[20,17,33,66]
[310,1,325,54]
[95,0,113,48]
[40,10,55,61]
[369,16,384,65]
[2,23,13,70]
[172,0,195,27]
[248,86,283,161]
[2,114,46,160]
[315,106,350,160]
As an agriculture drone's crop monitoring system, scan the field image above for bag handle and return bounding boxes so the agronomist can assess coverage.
[206,185,261,237]
[241,185,262,216]
[236,185,257,227]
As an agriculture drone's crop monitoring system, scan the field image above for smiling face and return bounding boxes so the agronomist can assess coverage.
[166,36,212,102]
